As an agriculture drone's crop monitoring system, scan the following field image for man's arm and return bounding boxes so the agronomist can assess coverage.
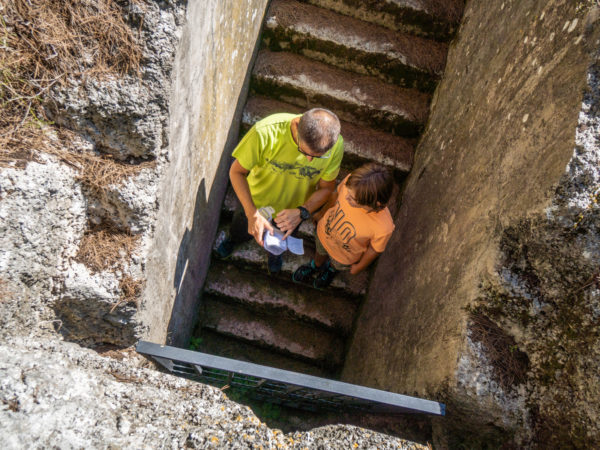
[274,178,336,239]
[229,159,273,246]
[350,244,380,275]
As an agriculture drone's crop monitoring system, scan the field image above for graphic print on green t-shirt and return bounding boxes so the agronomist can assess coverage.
[232,113,344,215]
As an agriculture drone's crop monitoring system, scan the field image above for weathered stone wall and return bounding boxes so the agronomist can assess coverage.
[343,0,600,445]
[139,0,269,347]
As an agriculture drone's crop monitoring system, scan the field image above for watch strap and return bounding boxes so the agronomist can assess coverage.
[297,206,310,220]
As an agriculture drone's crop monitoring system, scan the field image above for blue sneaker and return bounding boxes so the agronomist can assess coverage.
[313,261,337,289]
[292,260,318,283]
[267,253,283,275]
[214,237,234,259]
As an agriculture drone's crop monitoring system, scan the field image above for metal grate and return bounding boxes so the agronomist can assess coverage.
[137,341,445,416]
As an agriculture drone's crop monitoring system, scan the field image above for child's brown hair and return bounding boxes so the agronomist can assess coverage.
[346,163,393,211]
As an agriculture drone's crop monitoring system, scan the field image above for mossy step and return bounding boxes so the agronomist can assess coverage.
[213,225,368,297]
[243,95,414,173]
[191,329,334,377]
[264,0,447,92]
[251,50,430,138]
[205,260,356,334]
[301,0,463,41]
[202,297,345,368]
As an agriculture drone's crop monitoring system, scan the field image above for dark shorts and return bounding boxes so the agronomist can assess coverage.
[315,232,351,271]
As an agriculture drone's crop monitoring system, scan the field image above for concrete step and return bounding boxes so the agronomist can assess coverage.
[301,0,463,41]
[251,50,430,137]
[213,226,368,297]
[202,297,345,368]
[205,261,357,334]
[264,0,447,92]
[243,95,414,173]
[192,329,334,377]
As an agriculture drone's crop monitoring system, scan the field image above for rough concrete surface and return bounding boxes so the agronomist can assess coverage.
[0,336,425,449]
[141,0,271,347]
[343,0,600,446]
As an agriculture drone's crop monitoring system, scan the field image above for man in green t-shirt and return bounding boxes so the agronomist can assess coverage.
[216,108,344,274]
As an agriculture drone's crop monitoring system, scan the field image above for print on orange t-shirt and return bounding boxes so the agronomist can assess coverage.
[316,176,395,266]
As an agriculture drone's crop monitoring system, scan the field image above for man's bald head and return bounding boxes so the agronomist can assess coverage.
[298,108,341,154]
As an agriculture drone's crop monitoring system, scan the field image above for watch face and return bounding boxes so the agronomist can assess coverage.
[299,207,310,219]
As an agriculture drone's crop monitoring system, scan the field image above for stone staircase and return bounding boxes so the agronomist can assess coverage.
[193,0,462,378]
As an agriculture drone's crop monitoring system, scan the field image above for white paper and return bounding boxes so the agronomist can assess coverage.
[286,236,304,255]
[263,230,304,256]
[263,230,286,255]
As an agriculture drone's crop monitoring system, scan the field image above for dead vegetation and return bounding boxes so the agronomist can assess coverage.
[0,0,142,165]
[468,311,529,391]
[76,221,144,309]
[75,221,140,273]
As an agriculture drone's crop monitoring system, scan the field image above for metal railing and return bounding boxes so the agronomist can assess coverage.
[136,341,445,416]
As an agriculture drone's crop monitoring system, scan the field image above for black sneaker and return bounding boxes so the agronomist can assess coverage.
[292,260,317,283]
[214,237,234,259]
[267,253,283,275]
[314,261,337,289]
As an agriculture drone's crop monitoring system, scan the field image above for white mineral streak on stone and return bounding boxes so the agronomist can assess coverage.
[547,64,600,235]
[456,334,528,430]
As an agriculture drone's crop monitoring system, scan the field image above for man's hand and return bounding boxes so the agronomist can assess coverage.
[274,208,302,240]
[248,210,274,246]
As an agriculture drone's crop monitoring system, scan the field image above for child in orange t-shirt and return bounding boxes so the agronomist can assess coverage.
[292,163,395,289]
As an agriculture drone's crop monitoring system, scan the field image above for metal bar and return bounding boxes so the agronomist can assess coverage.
[136,341,445,416]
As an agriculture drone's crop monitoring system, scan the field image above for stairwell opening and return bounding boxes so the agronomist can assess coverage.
[155,0,465,439]
[140,0,598,446]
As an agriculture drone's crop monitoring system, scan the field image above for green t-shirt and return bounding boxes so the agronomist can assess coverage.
[232,113,344,215]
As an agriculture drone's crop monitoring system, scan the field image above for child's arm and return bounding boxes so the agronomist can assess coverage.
[350,244,381,275]
[312,188,338,223]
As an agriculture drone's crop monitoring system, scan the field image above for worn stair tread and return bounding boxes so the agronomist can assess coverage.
[302,0,463,40]
[252,50,430,137]
[243,95,415,172]
[265,0,447,91]
[192,329,334,377]
[213,226,368,296]
[205,261,356,334]
[202,298,345,366]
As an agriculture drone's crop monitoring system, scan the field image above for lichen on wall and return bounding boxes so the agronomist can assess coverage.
[471,54,600,446]
[343,0,600,445]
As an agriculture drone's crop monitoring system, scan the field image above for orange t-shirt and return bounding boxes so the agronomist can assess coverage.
[316,176,395,265]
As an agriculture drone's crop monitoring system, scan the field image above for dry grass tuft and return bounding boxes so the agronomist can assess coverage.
[468,312,529,391]
[0,0,142,161]
[76,221,140,273]
[110,275,142,312]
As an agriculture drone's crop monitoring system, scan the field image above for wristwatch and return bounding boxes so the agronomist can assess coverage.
[297,206,311,221]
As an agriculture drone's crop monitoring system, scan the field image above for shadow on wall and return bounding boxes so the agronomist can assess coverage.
[165,109,241,348]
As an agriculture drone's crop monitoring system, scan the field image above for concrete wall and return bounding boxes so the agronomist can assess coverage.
[343,0,598,425]
[141,0,269,346]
